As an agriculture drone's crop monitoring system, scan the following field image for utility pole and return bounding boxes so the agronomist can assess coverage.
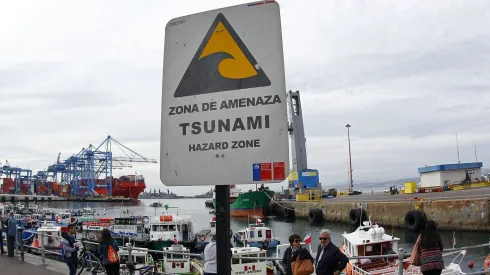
[346,124,354,192]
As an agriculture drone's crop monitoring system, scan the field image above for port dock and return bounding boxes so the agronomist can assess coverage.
[271,186,490,232]
[0,194,134,202]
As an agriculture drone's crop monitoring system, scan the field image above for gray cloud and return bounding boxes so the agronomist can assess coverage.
[1,0,489,195]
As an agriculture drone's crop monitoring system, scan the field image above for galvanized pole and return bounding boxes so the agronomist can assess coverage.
[40,234,46,266]
[346,124,354,193]
[398,248,404,275]
[215,185,231,275]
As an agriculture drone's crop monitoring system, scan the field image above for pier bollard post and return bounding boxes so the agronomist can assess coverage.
[127,243,132,264]
[397,248,404,275]
[40,232,46,266]
[18,227,25,262]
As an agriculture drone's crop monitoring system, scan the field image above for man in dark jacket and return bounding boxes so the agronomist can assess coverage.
[6,212,17,257]
[315,229,349,275]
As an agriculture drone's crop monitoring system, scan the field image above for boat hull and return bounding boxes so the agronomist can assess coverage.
[229,190,274,218]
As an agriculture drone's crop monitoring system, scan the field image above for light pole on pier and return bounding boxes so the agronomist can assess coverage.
[346,124,354,193]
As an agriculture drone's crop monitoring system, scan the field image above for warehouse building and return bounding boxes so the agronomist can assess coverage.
[418,162,483,188]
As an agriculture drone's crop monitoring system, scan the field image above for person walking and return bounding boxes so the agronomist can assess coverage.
[418,220,444,275]
[203,235,217,275]
[98,228,120,275]
[282,234,314,275]
[1,216,6,255]
[61,224,79,275]
[315,229,349,275]
[6,212,16,257]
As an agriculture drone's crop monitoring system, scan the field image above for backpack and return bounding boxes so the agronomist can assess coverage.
[107,244,119,264]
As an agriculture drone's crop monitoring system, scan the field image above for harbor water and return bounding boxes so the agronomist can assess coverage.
[40,198,489,272]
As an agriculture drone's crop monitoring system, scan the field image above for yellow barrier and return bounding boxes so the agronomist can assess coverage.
[296,189,322,202]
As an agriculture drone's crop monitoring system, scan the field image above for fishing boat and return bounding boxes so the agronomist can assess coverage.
[154,244,202,275]
[111,216,149,246]
[231,247,274,275]
[148,214,195,251]
[150,202,163,207]
[119,244,155,275]
[196,217,216,246]
[29,221,66,254]
[82,220,112,241]
[233,219,280,249]
[340,220,466,275]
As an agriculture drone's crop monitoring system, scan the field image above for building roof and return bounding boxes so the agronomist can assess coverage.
[418,162,483,174]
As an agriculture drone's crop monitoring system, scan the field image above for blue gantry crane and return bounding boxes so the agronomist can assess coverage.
[45,135,157,197]
[0,160,33,194]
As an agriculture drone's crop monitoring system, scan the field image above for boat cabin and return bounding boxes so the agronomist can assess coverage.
[342,221,399,274]
[82,220,112,241]
[159,244,193,274]
[111,217,148,241]
[231,247,270,275]
[236,224,273,245]
[33,221,66,250]
[149,214,194,242]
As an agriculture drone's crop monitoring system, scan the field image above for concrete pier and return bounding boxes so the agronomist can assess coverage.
[273,187,490,232]
[0,194,134,203]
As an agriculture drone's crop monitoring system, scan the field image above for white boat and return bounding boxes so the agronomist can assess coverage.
[30,221,65,253]
[340,220,466,275]
[149,214,194,242]
[110,217,149,242]
[119,244,154,275]
[191,246,275,275]
[155,244,203,275]
[196,217,216,244]
[233,220,280,249]
[82,220,112,241]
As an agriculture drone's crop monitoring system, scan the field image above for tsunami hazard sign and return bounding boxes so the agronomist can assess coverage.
[160,2,289,186]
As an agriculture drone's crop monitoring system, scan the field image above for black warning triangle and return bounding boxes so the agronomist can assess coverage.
[173,13,271,98]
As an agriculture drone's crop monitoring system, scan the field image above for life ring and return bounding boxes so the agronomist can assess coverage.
[348,208,368,226]
[404,210,426,231]
[308,208,324,224]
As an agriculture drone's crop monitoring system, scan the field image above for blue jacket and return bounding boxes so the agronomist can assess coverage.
[7,217,17,237]
[98,240,119,264]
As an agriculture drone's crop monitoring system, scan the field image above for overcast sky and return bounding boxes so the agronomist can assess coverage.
[1,0,489,195]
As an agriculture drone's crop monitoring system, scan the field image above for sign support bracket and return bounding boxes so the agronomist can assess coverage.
[215,184,231,274]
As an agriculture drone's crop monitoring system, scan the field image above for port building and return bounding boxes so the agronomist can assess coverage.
[418,162,483,188]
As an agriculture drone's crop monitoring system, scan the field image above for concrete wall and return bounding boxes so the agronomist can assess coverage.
[275,198,490,232]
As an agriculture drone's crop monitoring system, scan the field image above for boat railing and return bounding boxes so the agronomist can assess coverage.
[12,229,490,275]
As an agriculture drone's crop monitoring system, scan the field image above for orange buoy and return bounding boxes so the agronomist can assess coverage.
[32,237,40,248]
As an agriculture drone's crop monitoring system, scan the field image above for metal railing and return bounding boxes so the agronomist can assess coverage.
[10,227,490,275]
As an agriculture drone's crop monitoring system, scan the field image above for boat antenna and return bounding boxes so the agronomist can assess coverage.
[473,140,478,162]
[456,133,460,164]
[360,204,363,227]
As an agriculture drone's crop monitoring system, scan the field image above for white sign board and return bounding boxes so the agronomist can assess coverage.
[161,2,289,186]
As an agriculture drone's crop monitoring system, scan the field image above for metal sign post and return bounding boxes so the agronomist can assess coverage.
[161,2,287,274]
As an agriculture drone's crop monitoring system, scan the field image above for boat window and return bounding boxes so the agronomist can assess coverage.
[358,245,365,256]
[169,225,176,231]
[134,256,146,264]
[152,225,158,231]
[210,222,216,228]
[257,230,262,238]
[240,254,257,264]
[249,230,255,238]
[160,225,168,231]
[177,225,180,231]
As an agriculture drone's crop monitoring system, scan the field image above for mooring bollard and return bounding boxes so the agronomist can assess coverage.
[127,243,132,264]
[18,228,25,262]
[398,248,404,275]
[40,233,46,266]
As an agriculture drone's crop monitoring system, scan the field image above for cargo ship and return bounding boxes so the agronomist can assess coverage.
[213,184,274,218]
[1,174,146,199]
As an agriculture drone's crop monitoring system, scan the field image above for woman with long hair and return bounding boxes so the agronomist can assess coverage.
[281,234,314,275]
[98,228,120,275]
[419,220,444,275]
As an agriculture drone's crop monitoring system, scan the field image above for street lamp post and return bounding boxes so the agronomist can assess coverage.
[346,124,353,193]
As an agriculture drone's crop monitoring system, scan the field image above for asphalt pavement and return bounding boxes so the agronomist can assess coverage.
[0,253,66,275]
[325,186,490,202]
